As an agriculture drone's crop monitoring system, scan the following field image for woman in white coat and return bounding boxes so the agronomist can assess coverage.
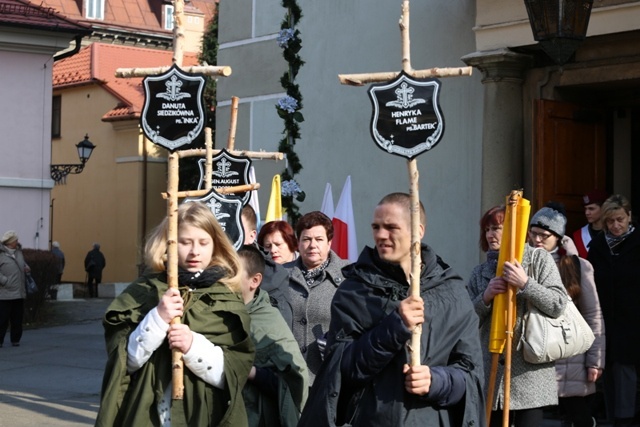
[528,203,606,427]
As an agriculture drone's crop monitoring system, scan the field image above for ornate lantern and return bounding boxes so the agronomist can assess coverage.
[524,0,594,65]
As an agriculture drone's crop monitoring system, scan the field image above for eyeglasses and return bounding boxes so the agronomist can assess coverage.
[528,230,553,241]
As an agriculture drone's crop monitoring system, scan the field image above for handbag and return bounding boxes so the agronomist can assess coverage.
[519,296,595,364]
[25,273,38,295]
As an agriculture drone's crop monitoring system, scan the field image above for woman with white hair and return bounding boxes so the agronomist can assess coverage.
[0,230,30,347]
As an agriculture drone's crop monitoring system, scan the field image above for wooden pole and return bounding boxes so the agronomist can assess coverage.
[167,152,184,400]
[172,0,185,68]
[399,0,422,368]
[408,159,422,366]
[176,148,284,161]
[227,97,239,151]
[338,67,472,86]
[486,353,499,425]
[162,183,261,199]
[115,65,232,78]
[167,0,186,401]
[204,128,213,191]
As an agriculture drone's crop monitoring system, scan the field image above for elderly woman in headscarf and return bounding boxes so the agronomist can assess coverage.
[0,231,30,347]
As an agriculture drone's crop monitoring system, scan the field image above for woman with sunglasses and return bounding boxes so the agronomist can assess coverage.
[529,203,605,427]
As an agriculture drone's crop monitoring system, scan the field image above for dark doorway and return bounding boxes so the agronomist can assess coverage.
[533,99,607,233]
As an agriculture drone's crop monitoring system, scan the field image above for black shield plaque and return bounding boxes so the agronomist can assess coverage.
[183,190,245,250]
[197,149,252,204]
[368,71,445,159]
[142,64,206,151]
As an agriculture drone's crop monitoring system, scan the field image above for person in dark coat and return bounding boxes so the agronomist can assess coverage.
[299,193,485,427]
[51,241,65,284]
[588,194,640,426]
[84,243,106,298]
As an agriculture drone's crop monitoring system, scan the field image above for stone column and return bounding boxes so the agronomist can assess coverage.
[462,49,532,216]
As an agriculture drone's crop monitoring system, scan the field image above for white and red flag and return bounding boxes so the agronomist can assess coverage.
[320,182,334,219]
[248,166,261,229]
[331,176,358,262]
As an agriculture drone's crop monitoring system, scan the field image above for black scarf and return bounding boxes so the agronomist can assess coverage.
[176,265,227,290]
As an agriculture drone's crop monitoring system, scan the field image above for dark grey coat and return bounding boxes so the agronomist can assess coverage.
[0,244,26,300]
[285,251,349,384]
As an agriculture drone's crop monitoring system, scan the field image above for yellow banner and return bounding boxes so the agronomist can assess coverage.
[488,193,530,354]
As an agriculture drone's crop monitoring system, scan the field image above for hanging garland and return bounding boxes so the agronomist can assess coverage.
[275,0,305,224]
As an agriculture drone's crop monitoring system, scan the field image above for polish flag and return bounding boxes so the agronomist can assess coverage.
[331,176,358,262]
[320,182,334,219]
[248,167,261,228]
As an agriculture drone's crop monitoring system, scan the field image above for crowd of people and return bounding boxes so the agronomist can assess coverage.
[92,190,640,427]
[2,188,635,426]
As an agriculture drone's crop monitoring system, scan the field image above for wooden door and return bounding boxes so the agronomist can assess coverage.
[534,99,607,235]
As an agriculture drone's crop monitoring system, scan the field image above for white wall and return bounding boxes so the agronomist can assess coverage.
[0,50,55,249]
[217,0,484,279]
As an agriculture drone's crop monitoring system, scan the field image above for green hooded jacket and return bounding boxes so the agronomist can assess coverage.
[243,288,309,427]
[95,274,254,427]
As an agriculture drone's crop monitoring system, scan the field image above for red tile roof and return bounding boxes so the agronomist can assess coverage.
[53,43,199,121]
[0,0,90,33]
[40,0,217,35]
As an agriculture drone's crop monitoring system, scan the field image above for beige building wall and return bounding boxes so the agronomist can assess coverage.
[184,9,207,54]
[52,85,167,284]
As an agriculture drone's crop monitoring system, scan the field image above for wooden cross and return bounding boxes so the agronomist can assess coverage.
[114,0,283,400]
[339,0,472,367]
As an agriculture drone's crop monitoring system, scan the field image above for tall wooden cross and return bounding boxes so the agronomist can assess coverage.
[339,0,472,367]
[114,0,283,400]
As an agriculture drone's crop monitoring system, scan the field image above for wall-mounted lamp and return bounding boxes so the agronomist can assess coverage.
[51,134,96,184]
[524,0,594,65]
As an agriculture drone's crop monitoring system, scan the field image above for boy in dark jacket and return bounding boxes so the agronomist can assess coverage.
[300,193,485,427]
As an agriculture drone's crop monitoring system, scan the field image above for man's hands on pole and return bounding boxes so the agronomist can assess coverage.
[399,295,431,395]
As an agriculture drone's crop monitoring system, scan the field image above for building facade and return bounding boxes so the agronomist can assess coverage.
[48,0,215,283]
[0,0,89,250]
[216,0,640,278]
[216,0,484,278]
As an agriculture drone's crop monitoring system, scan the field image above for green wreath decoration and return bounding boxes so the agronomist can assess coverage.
[275,0,305,224]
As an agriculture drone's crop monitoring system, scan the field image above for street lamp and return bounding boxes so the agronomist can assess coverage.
[50,134,96,184]
[524,0,594,65]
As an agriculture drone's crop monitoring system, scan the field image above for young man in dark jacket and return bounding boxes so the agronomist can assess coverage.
[300,192,485,427]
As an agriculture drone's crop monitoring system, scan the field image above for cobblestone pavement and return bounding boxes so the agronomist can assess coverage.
[0,298,111,427]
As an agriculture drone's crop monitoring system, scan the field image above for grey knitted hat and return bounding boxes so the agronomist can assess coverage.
[529,207,566,238]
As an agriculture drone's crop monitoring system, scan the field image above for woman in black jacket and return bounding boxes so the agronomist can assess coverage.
[588,194,640,426]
